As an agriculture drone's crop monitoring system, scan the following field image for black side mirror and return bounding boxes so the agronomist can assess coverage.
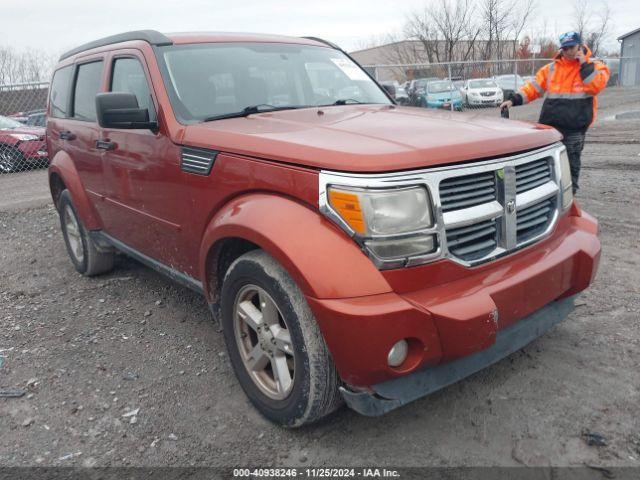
[95,92,157,130]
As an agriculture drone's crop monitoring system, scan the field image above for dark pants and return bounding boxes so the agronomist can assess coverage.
[558,129,586,194]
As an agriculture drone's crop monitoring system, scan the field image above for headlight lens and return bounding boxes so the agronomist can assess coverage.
[559,149,573,210]
[327,186,437,264]
[328,186,432,236]
[10,133,39,141]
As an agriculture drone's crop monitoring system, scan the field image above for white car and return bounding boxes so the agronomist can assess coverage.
[461,78,504,107]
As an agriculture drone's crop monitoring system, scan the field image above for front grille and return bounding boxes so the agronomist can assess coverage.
[439,171,497,212]
[480,91,494,97]
[441,155,559,264]
[446,219,498,261]
[517,198,556,243]
[515,157,552,194]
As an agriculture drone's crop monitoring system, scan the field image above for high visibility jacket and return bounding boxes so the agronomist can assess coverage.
[512,46,610,132]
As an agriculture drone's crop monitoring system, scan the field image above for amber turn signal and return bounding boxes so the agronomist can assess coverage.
[328,189,366,234]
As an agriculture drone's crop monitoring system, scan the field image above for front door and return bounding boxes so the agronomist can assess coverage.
[98,52,188,271]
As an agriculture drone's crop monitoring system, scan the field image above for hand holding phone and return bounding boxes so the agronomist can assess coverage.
[576,46,587,64]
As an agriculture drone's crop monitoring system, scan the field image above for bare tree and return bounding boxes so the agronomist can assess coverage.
[572,0,612,56]
[480,0,536,60]
[405,0,483,63]
[0,46,56,85]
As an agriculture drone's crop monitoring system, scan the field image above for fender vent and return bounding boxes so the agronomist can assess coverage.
[181,147,217,175]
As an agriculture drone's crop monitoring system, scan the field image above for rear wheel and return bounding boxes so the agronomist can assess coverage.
[0,145,23,173]
[58,190,114,276]
[220,250,342,427]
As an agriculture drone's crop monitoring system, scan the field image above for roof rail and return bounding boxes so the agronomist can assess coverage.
[59,30,173,61]
[301,36,342,51]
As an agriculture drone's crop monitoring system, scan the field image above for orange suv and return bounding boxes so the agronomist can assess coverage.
[47,31,600,427]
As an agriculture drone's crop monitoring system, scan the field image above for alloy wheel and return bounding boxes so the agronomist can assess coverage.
[64,204,84,264]
[233,284,295,400]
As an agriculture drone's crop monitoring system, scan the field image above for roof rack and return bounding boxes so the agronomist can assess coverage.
[301,36,342,51]
[59,30,173,61]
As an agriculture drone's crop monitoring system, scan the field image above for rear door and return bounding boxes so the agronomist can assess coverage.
[66,58,108,207]
[99,51,187,269]
[48,59,108,207]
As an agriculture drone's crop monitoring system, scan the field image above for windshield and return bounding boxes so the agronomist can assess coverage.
[469,79,498,89]
[0,115,22,129]
[427,81,455,93]
[156,43,391,122]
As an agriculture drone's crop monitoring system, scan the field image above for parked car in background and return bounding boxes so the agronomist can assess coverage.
[395,85,409,105]
[7,112,29,124]
[421,80,463,110]
[379,81,396,98]
[0,115,48,173]
[408,77,439,106]
[493,74,525,99]
[26,110,47,127]
[452,79,465,93]
[461,78,503,107]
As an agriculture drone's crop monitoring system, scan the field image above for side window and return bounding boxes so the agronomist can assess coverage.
[72,61,103,121]
[50,66,73,118]
[111,58,156,120]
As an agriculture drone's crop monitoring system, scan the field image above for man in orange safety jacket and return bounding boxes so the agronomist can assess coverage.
[501,32,610,194]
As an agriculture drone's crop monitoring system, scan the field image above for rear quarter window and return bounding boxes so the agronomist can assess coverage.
[49,66,73,118]
[72,61,103,121]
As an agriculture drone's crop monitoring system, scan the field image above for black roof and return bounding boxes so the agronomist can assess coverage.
[59,30,173,61]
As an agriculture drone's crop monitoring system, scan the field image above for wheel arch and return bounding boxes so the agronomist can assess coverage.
[199,193,391,307]
[48,150,103,230]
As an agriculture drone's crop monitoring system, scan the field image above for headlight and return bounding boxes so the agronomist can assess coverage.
[327,186,437,266]
[10,133,39,141]
[559,148,573,210]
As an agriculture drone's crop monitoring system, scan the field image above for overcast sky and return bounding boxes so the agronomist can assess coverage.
[1,0,637,57]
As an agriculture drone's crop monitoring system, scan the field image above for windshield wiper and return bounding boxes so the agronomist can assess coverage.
[330,99,364,106]
[202,104,308,122]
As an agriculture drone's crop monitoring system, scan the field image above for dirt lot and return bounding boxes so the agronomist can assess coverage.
[1,88,639,470]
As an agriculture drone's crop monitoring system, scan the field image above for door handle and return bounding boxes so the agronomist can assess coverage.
[96,139,116,151]
[59,130,76,140]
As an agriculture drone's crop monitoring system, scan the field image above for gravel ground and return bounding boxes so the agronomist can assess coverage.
[1,88,639,469]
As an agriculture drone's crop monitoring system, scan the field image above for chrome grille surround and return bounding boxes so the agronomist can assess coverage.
[319,143,565,269]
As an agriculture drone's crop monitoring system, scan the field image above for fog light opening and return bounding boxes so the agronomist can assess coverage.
[387,339,409,367]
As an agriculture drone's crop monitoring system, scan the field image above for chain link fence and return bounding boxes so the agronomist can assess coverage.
[0,81,49,174]
[1,57,639,174]
[366,57,639,114]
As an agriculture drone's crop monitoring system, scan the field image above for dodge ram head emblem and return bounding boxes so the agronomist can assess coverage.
[506,200,516,214]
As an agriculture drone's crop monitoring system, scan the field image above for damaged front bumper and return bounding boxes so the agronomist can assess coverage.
[339,295,575,416]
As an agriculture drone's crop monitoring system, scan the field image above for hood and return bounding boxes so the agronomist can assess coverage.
[182,105,561,173]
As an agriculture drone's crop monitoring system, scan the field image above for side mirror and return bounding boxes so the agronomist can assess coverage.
[95,92,157,130]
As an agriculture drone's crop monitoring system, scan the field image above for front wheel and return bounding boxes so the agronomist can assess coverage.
[220,250,342,427]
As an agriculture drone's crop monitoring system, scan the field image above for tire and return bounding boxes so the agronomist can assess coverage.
[0,145,24,174]
[220,250,343,427]
[58,190,114,276]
